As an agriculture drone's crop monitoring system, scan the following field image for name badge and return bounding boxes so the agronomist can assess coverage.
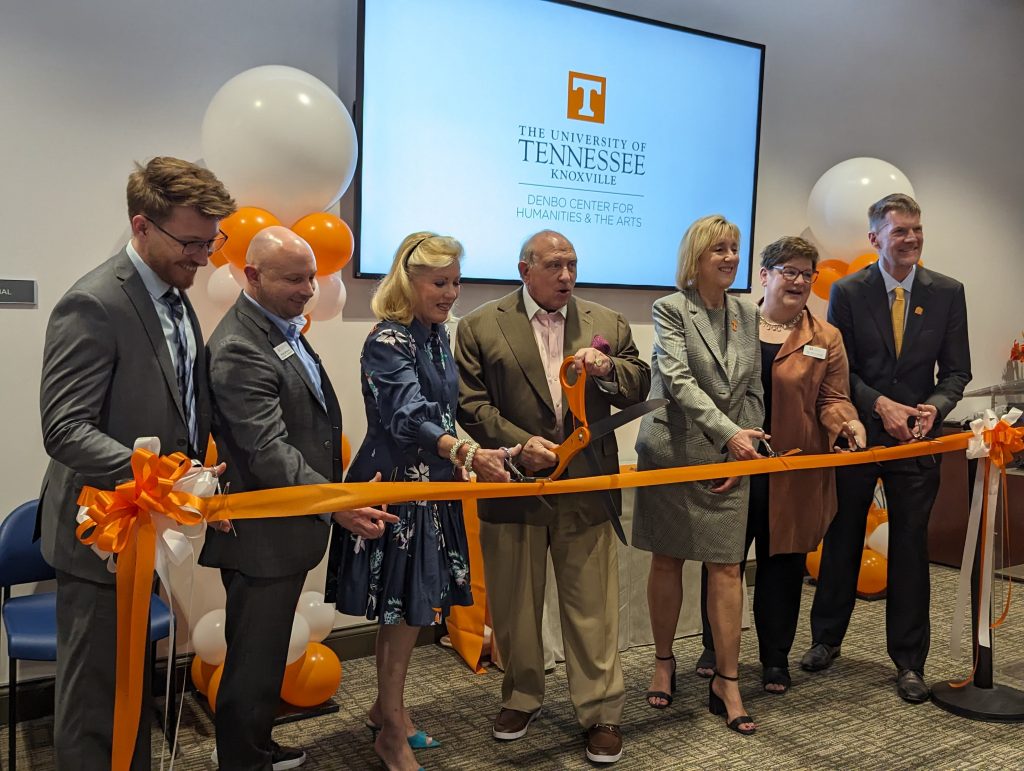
[274,341,295,361]
[802,344,826,360]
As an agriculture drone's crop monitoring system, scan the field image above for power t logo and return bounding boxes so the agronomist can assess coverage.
[567,71,606,123]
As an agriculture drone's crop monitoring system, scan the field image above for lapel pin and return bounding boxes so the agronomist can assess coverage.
[731,319,738,332]
[914,306,924,315]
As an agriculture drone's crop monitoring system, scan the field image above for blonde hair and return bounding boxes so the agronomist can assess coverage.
[126,156,236,222]
[675,214,741,290]
[371,231,464,324]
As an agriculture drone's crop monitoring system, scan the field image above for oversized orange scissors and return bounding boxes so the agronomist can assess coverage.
[538,357,666,543]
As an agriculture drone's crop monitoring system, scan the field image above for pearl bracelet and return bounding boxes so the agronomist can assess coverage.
[448,438,469,466]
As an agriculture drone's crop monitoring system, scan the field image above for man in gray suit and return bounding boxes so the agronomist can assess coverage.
[200,227,395,770]
[39,157,236,768]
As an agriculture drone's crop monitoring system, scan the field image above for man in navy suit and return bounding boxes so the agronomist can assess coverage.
[801,193,971,703]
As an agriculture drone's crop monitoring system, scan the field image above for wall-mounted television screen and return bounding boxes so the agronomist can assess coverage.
[355,0,764,291]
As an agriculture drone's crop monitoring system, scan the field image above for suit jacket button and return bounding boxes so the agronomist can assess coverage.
[177,438,186,447]
[323,440,331,448]
[892,378,898,384]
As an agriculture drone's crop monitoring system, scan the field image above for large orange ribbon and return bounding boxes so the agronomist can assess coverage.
[984,420,1024,469]
[76,449,204,771]
[80,427,1024,770]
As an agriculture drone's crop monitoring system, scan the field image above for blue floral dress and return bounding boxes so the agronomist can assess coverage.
[334,319,472,626]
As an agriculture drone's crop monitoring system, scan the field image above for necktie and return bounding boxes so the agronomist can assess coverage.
[891,286,905,357]
[160,289,199,452]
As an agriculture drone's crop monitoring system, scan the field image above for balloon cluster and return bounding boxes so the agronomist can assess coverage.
[805,157,916,302]
[806,492,888,598]
[201,65,359,331]
[191,591,343,710]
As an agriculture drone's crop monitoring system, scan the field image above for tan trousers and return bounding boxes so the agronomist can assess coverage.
[479,515,625,728]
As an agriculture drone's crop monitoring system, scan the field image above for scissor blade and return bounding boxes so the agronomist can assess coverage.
[580,444,628,545]
[586,398,668,441]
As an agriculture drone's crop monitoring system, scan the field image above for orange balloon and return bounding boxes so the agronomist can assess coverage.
[856,549,887,595]
[191,656,218,696]
[848,252,877,273]
[302,315,312,334]
[341,433,352,471]
[811,259,849,300]
[806,542,823,580]
[866,509,882,537]
[291,213,354,275]
[280,643,342,708]
[219,207,281,269]
[209,249,229,268]
[206,664,225,711]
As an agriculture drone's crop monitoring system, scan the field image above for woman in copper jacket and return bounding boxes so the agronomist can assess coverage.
[696,236,866,694]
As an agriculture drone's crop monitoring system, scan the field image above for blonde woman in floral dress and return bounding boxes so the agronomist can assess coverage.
[334,232,516,771]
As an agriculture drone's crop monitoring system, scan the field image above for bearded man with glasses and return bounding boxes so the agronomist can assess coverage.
[39,156,235,769]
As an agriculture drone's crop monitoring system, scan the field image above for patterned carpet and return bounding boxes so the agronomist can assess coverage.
[5,565,1023,770]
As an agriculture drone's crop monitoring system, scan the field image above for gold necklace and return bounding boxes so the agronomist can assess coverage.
[759,308,803,331]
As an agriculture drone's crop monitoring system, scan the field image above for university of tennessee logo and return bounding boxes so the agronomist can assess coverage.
[567,71,606,123]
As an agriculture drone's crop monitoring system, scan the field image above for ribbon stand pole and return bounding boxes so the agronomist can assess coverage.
[932,415,1024,722]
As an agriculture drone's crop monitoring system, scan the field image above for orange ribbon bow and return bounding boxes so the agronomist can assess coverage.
[76,449,205,771]
[983,420,1024,469]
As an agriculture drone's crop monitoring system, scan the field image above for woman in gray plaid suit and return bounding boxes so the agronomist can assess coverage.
[634,215,764,735]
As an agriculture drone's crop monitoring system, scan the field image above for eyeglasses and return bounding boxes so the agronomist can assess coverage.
[768,265,818,284]
[145,216,228,257]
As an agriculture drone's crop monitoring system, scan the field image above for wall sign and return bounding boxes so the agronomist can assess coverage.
[0,279,37,306]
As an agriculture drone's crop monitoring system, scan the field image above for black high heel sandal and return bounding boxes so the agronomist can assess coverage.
[708,672,756,735]
[646,654,677,709]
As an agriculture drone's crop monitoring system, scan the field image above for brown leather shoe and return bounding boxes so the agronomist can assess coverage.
[586,724,622,764]
[492,707,541,741]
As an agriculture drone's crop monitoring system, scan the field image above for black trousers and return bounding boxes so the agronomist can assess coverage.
[215,569,307,771]
[54,570,151,770]
[809,456,939,672]
[700,474,807,669]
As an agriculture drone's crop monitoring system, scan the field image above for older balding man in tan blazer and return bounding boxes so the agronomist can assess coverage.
[455,231,650,765]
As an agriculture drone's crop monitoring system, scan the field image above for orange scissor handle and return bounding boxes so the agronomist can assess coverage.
[549,424,590,481]
[548,357,592,481]
[559,356,588,428]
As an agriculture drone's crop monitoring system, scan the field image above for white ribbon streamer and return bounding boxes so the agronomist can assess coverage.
[949,409,1021,658]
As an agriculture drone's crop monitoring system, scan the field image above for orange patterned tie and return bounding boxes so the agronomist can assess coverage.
[892,286,905,357]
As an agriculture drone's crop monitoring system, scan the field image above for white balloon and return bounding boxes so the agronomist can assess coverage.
[202,66,359,226]
[310,274,346,321]
[229,263,247,286]
[192,609,227,666]
[207,263,244,308]
[287,613,312,665]
[807,158,915,260]
[296,590,337,643]
[866,521,889,559]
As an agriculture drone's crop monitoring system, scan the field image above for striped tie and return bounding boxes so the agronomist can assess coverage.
[161,289,199,453]
[891,286,906,357]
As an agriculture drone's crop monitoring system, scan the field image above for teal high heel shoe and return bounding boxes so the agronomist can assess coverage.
[366,720,442,750]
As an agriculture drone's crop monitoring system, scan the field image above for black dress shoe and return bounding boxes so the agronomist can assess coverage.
[896,669,930,704]
[799,642,841,672]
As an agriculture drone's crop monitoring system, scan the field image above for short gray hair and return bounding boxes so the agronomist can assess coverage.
[868,193,921,232]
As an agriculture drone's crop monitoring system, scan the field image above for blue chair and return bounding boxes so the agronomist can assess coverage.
[0,500,176,769]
